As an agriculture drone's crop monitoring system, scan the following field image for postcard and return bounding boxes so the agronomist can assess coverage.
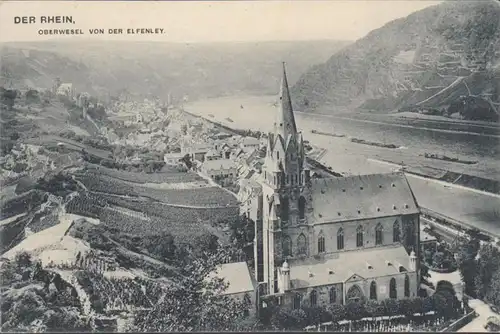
[1,0,499,332]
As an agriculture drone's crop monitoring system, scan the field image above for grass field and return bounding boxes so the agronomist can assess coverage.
[90,164,204,184]
[24,135,112,160]
[75,169,239,207]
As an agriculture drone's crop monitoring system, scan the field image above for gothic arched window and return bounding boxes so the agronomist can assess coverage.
[329,287,337,304]
[404,275,410,297]
[390,278,397,299]
[298,196,306,220]
[370,281,377,300]
[393,221,400,243]
[375,223,384,245]
[337,228,344,250]
[356,225,364,247]
[293,294,302,309]
[318,233,325,253]
[310,290,318,307]
[282,236,292,258]
[297,234,307,255]
[281,197,289,223]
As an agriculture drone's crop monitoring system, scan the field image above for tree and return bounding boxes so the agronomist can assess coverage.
[25,89,40,103]
[14,251,33,269]
[180,154,192,169]
[434,280,459,319]
[436,280,455,296]
[365,300,384,319]
[327,303,347,323]
[456,237,479,296]
[271,308,307,330]
[422,296,434,314]
[432,252,445,268]
[303,306,324,325]
[420,263,430,280]
[132,248,250,332]
[382,299,400,319]
[475,244,500,299]
[485,263,500,307]
[345,301,366,321]
[1,88,18,109]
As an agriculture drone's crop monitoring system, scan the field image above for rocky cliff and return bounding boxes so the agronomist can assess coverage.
[292,0,500,120]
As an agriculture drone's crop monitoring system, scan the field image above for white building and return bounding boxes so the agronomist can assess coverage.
[240,137,261,151]
[200,159,237,182]
[56,83,75,99]
[164,153,184,166]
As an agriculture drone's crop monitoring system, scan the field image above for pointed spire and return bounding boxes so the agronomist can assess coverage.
[274,62,297,139]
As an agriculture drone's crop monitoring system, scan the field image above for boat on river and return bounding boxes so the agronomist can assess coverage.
[310,129,345,137]
[422,153,478,165]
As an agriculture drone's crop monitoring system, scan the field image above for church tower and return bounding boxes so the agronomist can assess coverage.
[260,63,312,295]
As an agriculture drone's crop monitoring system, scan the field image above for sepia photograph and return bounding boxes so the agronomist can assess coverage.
[0,0,499,332]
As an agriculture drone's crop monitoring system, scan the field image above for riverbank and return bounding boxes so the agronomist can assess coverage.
[183,109,343,178]
[184,95,500,182]
[185,102,500,237]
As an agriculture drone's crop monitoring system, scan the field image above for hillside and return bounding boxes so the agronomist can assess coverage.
[291,0,500,120]
[0,40,349,103]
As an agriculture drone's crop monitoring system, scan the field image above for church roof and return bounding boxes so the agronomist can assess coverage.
[310,172,419,223]
[288,245,412,289]
[209,262,256,295]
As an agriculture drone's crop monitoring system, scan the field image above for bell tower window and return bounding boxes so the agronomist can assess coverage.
[298,196,306,220]
[281,197,289,223]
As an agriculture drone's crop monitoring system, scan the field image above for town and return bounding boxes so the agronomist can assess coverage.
[1,59,499,332]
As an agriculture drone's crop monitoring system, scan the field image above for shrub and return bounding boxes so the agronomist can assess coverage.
[345,301,366,321]
[327,303,347,322]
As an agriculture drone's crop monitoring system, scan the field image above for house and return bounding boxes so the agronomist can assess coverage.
[200,159,238,184]
[208,262,257,317]
[182,143,211,163]
[205,149,222,161]
[240,137,261,151]
[56,83,74,99]
[164,152,184,166]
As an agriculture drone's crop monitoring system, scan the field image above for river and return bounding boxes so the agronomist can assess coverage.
[185,95,500,236]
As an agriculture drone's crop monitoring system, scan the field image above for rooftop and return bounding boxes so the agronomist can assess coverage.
[241,137,261,145]
[209,262,255,295]
[202,159,237,171]
[288,245,412,289]
[311,172,419,223]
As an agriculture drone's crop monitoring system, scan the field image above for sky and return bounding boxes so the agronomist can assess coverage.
[0,1,442,43]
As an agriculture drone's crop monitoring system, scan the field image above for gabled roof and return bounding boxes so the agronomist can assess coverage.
[311,172,419,223]
[241,137,260,145]
[202,159,237,171]
[209,262,255,295]
[289,245,412,289]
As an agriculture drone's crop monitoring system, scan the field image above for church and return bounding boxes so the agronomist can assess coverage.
[238,63,422,311]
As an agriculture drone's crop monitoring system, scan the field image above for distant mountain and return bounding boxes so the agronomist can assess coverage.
[292,0,500,119]
[0,40,349,103]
